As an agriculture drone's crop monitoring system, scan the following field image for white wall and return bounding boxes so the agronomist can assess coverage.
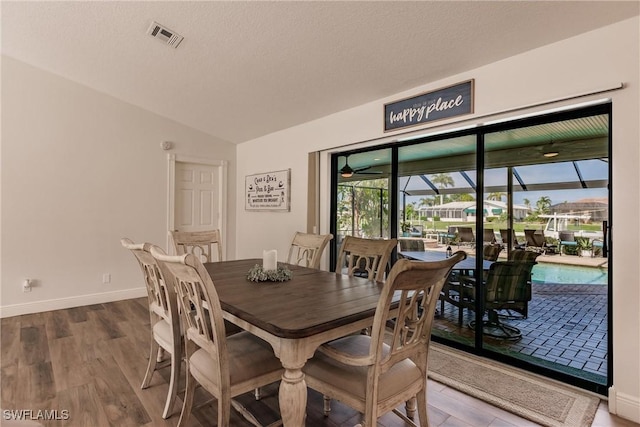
[0,56,237,317]
[235,18,640,422]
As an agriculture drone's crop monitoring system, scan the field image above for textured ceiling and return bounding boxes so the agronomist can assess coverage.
[2,1,638,144]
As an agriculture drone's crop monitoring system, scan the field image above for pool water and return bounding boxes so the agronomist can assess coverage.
[531,263,608,285]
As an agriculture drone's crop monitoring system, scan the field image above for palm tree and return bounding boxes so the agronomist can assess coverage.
[431,173,454,205]
[536,196,552,214]
[487,192,505,202]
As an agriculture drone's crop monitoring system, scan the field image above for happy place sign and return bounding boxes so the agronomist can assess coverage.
[384,79,474,132]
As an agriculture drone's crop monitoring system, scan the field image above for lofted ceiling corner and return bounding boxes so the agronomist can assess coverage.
[2,1,638,144]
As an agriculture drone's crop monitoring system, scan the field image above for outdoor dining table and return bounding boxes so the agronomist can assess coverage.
[204,258,390,427]
[399,250,493,271]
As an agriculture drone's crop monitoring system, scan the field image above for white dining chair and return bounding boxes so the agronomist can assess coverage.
[121,238,181,419]
[150,248,284,427]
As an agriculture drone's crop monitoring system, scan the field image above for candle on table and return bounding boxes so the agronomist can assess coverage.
[262,249,277,271]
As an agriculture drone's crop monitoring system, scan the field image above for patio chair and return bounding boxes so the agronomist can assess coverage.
[398,238,426,252]
[483,228,497,245]
[500,229,525,250]
[461,259,537,341]
[287,231,333,269]
[592,238,605,257]
[503,249,541,318]
[303,253,466,427]
[524,229,556,254]
[559,231,578,255]
[456,226,475,248]
[336,236,397,282]
[438,226,457,245]
[483,244,502,262]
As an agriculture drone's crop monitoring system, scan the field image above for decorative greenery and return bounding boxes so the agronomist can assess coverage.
[576,237,592,250]
[247,264,293,282]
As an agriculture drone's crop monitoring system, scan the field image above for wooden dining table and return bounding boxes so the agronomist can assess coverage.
[204,258,388,427]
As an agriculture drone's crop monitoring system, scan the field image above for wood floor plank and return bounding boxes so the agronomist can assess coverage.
[14,361,57,408]
[1,316,22,368]
[86,355,151,426]
[43,310,72,340]
[1,363,18,408]
[66,306,89,323]
[48,336,93,393]
[20,324,51,366]
[56,382,112,427]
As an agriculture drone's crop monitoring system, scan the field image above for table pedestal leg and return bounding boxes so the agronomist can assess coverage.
[279,367,307,426]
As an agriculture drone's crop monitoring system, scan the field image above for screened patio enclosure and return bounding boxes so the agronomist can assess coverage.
[330,103,611,395]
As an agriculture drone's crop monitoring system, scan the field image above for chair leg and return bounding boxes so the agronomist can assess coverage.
[161,348,180,419]
[177,370,196,427]
[141,338,159,389]
[322,395,331,416]
[405,396,416,420]
[217,394,231,427]
[417,391,429,427]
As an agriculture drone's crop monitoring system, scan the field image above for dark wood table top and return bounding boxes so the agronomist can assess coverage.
[399,250,493,270]
[204,259,383,339]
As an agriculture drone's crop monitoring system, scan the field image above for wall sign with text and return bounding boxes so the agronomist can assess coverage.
[384,79,474,132]
[245,169,291,211]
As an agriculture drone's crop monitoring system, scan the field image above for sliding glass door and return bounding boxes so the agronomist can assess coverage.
[329,103,611,394]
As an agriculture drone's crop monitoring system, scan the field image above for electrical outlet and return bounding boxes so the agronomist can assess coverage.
[23,279,32,292]
[102,273,111,284]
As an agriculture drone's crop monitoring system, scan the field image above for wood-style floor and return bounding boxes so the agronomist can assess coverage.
[1,298,636,427]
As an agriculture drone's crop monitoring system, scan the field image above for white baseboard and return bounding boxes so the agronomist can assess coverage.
[0,287,147,318]
[609,385,640,423]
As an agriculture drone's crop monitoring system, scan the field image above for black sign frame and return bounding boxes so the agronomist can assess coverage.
[384,79,474,132]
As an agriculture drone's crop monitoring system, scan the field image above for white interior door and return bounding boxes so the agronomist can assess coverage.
[175,161,220,231]
[168,155,227,258]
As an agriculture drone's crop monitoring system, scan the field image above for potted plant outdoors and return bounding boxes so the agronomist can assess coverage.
[401,221,411,237]
[576,236,592,257]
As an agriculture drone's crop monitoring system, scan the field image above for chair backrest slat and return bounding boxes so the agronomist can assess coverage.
[151,248,228,385]
[170,230,223,263]
[336,236,397,282]
[121,238,177,323]
[287,232,333,269]
[370,252,466,372]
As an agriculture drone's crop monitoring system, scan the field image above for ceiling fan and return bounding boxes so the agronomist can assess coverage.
[339,155,383,178]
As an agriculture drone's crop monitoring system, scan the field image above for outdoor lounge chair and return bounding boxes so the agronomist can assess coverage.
[483,228,497,245]
[456,226,475,248]
[559,231,578,255]
[524,229,557,254]
[500,229,525,250]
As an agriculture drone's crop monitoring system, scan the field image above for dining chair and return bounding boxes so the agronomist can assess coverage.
[303,251,467,427]
[286,231,333,269]
[121,238,181,419]
[150,248,284,427]
[336,236,398,282]
[169,229,223,262]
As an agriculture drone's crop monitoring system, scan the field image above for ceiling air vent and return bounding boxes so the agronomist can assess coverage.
[147,21,183,48]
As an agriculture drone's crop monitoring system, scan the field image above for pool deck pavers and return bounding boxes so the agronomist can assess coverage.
[432,248,609,382]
